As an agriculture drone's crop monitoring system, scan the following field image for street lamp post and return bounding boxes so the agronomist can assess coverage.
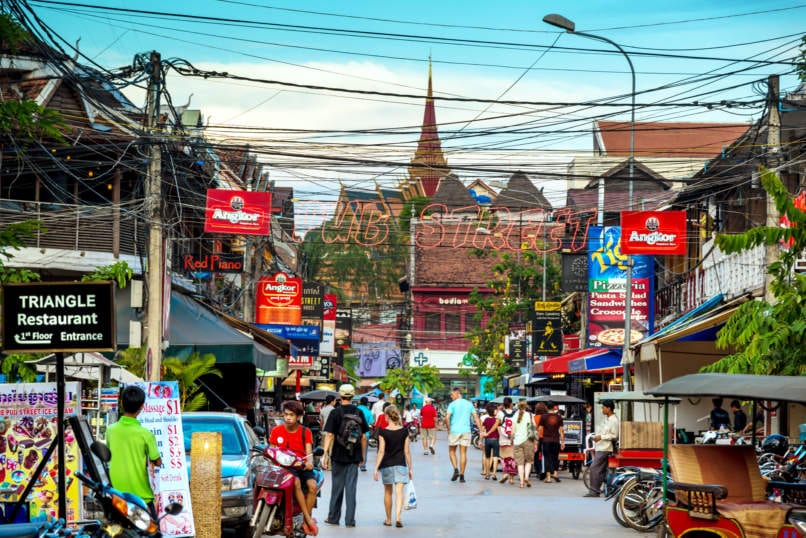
[543,14,636,390]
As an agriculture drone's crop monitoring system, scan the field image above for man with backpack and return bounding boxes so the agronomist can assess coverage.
[321,384,369,527]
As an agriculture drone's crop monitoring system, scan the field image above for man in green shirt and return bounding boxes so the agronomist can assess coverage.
[106,385,162,516]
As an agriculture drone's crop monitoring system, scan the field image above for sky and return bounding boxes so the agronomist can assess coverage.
[18,0,806,230]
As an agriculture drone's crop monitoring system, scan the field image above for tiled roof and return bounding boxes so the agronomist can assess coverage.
[409,61,449,196]
[495,171,552,210]
[596,120,749,158]
[567,159,674,212]
[430,174,477,209]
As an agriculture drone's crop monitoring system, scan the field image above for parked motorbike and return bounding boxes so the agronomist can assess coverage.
[76,440,182,538]
[471,422,482,450]
[405,420,419,442]
[250,446,324,538]
[0,517,96,538]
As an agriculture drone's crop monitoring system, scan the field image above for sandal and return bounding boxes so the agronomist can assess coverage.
[509,478,515,485]
[383,521,392,527]
[491,474,498,481]
[519,482,525,489]
[500,475,509,484]
[396,521,403,528]
[303,520,319,536]
[525,481,532,488]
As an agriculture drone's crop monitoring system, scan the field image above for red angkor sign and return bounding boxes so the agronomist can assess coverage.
[255,272,302,325]
[204,189,272,236]
[620,210,687,255]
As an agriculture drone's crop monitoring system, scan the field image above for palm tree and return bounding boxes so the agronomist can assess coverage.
[162,352,222,411]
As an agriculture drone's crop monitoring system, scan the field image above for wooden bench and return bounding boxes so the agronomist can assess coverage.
[668,445,805,538]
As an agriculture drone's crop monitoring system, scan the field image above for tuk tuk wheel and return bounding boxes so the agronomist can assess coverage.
[582,467,591,490]
[656,523,671,538]
[570,461,581,479]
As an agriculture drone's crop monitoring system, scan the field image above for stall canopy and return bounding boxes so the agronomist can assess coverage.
[533,347,619,374]
[34,352,143,384]
[164,292,276,371]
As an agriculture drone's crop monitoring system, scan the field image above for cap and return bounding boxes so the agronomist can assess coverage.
[600,399,615,411]
[339,383,355,398]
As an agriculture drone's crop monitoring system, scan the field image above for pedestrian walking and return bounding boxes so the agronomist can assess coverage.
[420,398,437,455]
[511,399,536,488]
[497,397,517,485]
[538,401,564,484]
[371,392,386,420]
[481,403,500,480]
[584,399,619,497]
[357,397,375,471]
[444,387,481,483]
[319,395,336,432]
[373,405,413,528]
[321,384,370,527]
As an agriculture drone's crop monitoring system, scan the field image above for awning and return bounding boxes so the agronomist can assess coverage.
[282,374,311,388]
[570,350,623,373]
[164,292,276,371]
[533,348,615,374]
[34,352,143,384]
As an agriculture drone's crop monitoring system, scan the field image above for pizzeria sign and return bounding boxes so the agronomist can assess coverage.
[2,281,115,353]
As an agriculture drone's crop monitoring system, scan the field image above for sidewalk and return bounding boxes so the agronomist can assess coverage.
[314,430,635,536]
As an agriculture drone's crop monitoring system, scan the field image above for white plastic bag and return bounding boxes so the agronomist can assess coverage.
[405,480,417,510]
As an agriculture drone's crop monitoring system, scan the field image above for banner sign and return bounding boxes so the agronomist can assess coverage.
[0,382,82,522]
[288,355,314,369]
[531,301,563,357]
[587,226,655,348]
[182,253,243,274]
[256,324,320,357]
[620,210,687,255]
[2,282,115,353]
[134,381,195,537]
[561,254,589,292]
[354,343,401,377]
[320,294,337,357]
[335,309,352,349]
[255,272,302,325]
[204,189,271,236]
[508,338,527,367]
[301,282,323,320]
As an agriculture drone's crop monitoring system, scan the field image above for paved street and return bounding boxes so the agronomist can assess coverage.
[314,431,637,537]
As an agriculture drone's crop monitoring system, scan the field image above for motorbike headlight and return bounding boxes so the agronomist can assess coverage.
[110,494,157,534]
[222,475,249,490]
[272,451,297,467]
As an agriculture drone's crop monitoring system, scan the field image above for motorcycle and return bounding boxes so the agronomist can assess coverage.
[404,420,419,443]
[76,440,182,538]
[0,517,95,538]
[250,446,324,538]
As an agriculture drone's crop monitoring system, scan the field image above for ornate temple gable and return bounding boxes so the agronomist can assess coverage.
[408,58,450,197]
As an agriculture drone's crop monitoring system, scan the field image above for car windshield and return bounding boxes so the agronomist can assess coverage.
[182,418,245,455]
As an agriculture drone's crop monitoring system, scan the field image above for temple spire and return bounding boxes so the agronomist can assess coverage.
[408,57,449,197]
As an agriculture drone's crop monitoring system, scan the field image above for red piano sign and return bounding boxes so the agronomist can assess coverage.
[204,189,271,236]
[620,211,687,255]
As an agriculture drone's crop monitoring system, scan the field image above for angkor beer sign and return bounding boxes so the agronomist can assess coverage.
[2,281,115,353]
[320,202,597,253]
[204,189,272,236]
[620,211,687,255]
[255,272,302,325]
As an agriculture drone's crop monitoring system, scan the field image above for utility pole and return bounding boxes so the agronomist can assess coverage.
[764,74,781,304]
[144,51,164,381]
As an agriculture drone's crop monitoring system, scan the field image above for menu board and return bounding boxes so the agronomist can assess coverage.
[0,382,81,522]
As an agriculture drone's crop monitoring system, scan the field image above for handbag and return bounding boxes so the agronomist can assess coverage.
[405,480,417,510]
[527,415,538,442]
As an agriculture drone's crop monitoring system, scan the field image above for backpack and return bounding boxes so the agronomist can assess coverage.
[336,407,363,454]
[501,410,516,438]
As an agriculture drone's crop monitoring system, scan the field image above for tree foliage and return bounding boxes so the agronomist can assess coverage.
[162,352,222,411]
[0,353,40,382]
[379,364,443,401]
[704,169,806,375]
[797,35,806,83]
[464,246,561,386]
[0,221,43,283]
[82,261,134,288]
[116,347,146,380]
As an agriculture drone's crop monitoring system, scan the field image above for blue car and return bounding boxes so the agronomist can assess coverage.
[181,412,264,537]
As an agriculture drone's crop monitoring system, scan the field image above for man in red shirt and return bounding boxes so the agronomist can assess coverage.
[269,400,319,535]
[420,398,438,455]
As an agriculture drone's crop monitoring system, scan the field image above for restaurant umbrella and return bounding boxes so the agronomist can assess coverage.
[299,389,340,401]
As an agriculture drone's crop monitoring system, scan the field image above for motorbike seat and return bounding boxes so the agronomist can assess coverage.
[313,468,325,488]
[0,522,46,538]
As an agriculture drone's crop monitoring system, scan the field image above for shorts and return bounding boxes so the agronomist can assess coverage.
[421,427,436,439]
[513,440,535,465]
[289,468,317,491]
[484,438,500,458]
[380,465,409,485]
[448,432,471,446]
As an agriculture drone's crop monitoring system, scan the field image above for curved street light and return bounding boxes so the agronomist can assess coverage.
[543,14,636,391]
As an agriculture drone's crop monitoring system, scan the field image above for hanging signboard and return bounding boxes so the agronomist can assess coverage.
[182,253,244,274]
[134,381,195,538]
[587,226,655,348]
[204,189,271,236]
[508,338,527,367]
[531,301,563,357]
[0,382,82,522]
[1,282,115,353]
[255,272,302,325]
[301,282,324,320]
[561,254,589,292]
[620,210,687,255]
[320,294,337,357]
[335,309,352,349]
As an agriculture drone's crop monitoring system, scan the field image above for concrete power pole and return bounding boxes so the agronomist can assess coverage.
[144,51,164,381]
[764,74,781,304]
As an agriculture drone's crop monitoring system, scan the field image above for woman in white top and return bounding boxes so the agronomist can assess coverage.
[511,399,536,488]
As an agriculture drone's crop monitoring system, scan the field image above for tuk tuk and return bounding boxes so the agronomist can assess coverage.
[647,373,806,538]
[529,394,587,479]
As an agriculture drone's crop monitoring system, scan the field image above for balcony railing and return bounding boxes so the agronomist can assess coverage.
[0,199,145,257]
[655,238,765,326]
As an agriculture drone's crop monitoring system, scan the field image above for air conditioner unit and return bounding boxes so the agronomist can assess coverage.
[796,258,806,273]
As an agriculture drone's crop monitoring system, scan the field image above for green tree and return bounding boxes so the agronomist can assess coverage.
[82,261,134,288]
[796,35,806,83]
[704,169,806,375]
[116,347,146,380]
[0,353,40,382]
[379,365,443,402]
[162,352,222,411]
[0,221,43,283]
[464,245,561,385]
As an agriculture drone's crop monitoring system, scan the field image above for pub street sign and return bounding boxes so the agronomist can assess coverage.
[2,281,115,353]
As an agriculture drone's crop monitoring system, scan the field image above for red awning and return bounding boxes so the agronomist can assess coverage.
[533,348,614,374]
